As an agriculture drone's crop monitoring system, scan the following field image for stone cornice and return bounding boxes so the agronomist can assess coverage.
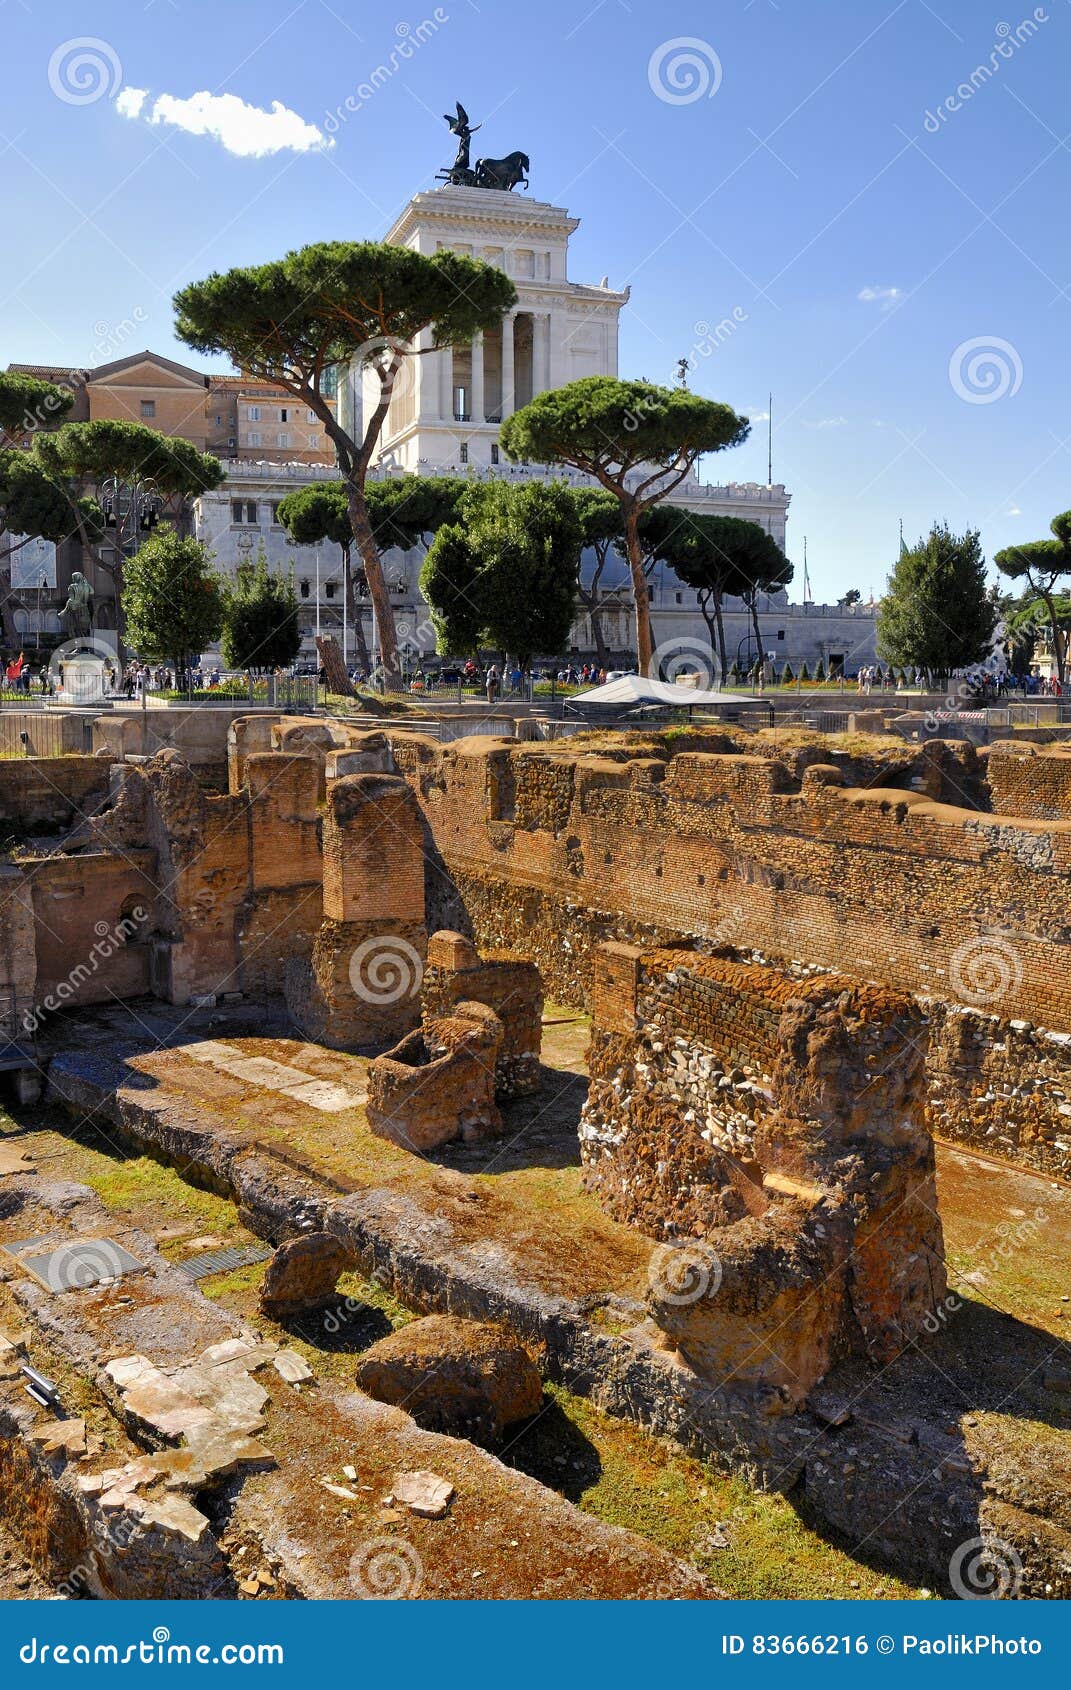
[387,187,580,245]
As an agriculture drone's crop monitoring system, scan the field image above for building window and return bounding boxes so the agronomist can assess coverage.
[777,629,786,641]
[248,405,260,421]
[459,442,469,464]
[215,413,223,426]
[491,443,500,465]
[270,502,282,525]
[674,592,682,605]
[300,579,310,599]
[280,407,288,423]
[249,431,261,446]
[140,399,155,418]
[232,500,258,524]
[278,433,290,448]
[306,409,317,424]
[325,581,336,600]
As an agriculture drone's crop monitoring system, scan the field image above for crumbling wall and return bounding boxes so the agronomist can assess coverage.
[384,732,1071,1174]
[421,930,543,1098]
[285,772,426,1050]
[0,757,112,835]
[367,1000,504,1151]
[580,942,946,1408]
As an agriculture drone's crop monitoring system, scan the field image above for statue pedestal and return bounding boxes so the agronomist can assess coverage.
[55,653,109,706]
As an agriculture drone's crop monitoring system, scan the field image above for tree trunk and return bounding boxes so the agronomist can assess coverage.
[320,386,400,689]
[623,502,653,676]
[1040,587,1067,685]
[589,606,610,669]
[346,487,399,689]
[748,595,763,672]
[577,586,610,669]
[343,544,371,672]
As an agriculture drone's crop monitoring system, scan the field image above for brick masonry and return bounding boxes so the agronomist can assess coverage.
[578,941,945,1407]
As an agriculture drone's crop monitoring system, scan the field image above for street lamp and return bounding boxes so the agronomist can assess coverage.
[99,474,162,556]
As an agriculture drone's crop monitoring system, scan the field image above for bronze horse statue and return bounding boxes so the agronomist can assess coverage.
[474,150,530,191]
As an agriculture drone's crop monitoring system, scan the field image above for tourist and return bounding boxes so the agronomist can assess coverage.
[486,663,500,705]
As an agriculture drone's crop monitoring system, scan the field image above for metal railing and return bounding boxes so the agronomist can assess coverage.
[141,675,322,710]
[0,714,94,758]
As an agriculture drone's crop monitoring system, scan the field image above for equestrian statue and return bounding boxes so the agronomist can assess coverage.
[436,102,530,192]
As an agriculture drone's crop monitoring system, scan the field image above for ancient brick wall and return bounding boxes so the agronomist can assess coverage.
[420,930,543,1098]
[27,853,155,1013]
[0,757,112,835]
[285,772,427,1051]
[386,733,1071,1176]
[580,942,945,1407]
[987,747,1071,820]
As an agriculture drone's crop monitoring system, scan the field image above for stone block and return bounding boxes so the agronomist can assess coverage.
[354,1314,542,1445]
[260,1233,350,1317]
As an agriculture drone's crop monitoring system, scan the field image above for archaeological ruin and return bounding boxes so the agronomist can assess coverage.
[1,707,1071,1600]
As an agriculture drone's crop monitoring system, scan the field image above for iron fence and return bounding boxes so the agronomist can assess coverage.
[0,714,93,758]
[141,675,322,710]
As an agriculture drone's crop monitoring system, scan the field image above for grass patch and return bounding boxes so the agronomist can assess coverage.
[505,1384,922,1600]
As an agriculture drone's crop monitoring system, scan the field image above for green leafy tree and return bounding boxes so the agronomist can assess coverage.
[0,370,73,441]
[221,545,301,674]
[1000,587,1070,676]
[174,242,516,687]
[276,481,366,666]
[500,377,749,676]
[0,450,103,648]
[421,481,581,668]
[277,475,466,671]
[878,523,996,682]
[570,487,623,669]
[814,658,826,682]
[781,661,794,684]
[640,508,790,682]
[994,511,1071,685]
[799,660,810,682]
[121,530,223,677]
[417,522,484,658]
[32,419,221,634]
[1,370,77,648]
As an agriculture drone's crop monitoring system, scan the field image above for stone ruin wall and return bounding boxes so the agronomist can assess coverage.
[579,941,946,1407]
[9,714,1071,1181]
[987,745,1071,820]
[380,730,1071,1179]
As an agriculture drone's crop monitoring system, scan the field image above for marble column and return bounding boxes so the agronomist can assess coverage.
[471,334,485,424]
[500,313,515,417]
[418,328,439,422]
[548,309,567,390]
[533,313,551,396]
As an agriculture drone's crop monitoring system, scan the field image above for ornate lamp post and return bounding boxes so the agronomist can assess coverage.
[98,474,163,555]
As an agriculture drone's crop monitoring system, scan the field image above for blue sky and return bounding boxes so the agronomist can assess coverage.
[4,0,1069,601]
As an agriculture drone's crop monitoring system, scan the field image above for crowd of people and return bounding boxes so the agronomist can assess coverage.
[4,648,1071,705]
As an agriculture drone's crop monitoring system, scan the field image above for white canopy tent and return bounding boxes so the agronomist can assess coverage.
[569,675,755,710]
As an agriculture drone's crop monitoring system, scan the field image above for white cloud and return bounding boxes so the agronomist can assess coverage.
[804,416,848,430]
[115,86,148,120]
[115,86,334,158]
[1006,506,1022,516]
[858,284,903,309]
